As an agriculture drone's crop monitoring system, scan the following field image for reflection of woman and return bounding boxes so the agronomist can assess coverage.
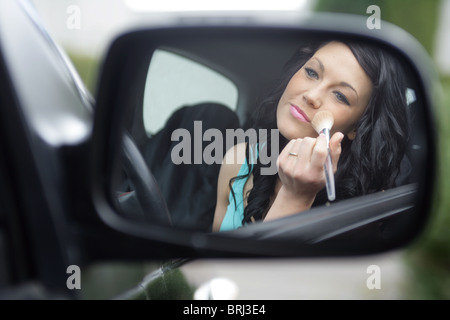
[213,40,410,232]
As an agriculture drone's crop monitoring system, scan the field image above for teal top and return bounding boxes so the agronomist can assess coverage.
[219,144,258,232]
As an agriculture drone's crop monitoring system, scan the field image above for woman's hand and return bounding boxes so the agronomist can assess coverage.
[264,132,344,222]
[277,132,344,199]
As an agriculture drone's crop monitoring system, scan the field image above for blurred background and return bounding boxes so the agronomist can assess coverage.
[31,0,449,299]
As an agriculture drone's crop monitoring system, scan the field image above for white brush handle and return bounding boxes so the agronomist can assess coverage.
[321,128,336,201]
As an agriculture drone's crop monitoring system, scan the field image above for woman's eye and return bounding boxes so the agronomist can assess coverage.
[305,68,318,79]
[334,91,350,105]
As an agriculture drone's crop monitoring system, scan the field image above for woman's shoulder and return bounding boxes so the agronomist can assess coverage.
[213,143,249,232]
[223,142,247,166]
[219,142,253,186]
[218,143,247,183]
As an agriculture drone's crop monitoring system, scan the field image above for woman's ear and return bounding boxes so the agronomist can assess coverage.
[346,129,357,141]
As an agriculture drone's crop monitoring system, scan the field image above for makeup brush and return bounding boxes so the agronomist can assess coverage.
[311,111,336,201]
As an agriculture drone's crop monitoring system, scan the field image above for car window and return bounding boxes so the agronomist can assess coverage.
[143,49,239,136]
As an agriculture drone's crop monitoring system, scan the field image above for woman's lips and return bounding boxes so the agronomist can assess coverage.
[289,104,310,123]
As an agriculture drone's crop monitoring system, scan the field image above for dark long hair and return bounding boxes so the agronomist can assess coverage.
[232,40,410,225]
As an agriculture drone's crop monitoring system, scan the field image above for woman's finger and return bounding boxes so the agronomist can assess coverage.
[295,137,315,165]
[310,133,329,170]
[329,132,344,172]
[277,139,297,172]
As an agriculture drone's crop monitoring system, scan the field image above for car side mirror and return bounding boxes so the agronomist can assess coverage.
[90,13,439,258]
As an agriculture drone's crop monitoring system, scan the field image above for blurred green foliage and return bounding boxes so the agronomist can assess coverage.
[404,78,450,299]
[315,0,440,54]
[67,52,100,94]
[139,266,194,300]
[80,261,194,300]
[80,262,157,299]
[316,0,450,300]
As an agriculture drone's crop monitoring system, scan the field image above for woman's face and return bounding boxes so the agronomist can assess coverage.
[276,41,373,141]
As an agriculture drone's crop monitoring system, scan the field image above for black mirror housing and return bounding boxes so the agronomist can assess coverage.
[89,13,439,259]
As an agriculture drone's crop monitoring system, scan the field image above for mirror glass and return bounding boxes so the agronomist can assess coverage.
[107,27,431,247]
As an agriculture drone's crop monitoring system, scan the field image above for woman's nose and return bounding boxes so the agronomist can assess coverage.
[303,88,322,109]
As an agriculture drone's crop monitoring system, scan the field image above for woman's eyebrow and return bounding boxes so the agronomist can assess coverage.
[340,81,359,99]
[312,57,324,72]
